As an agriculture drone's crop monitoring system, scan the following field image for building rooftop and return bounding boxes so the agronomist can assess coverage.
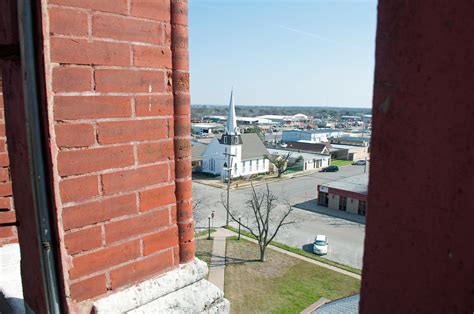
[322,173,368,195]
[267,148,329,161]
[314,294,359,314]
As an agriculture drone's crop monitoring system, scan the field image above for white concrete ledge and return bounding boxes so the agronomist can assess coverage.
[94,258,228,313]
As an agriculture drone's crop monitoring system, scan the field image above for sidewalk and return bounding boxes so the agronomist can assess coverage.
[206,228,234,291]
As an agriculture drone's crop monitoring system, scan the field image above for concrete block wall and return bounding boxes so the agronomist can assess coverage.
[0,79,16,246]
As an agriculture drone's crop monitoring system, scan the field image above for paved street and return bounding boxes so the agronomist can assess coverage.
[193,166,367,269]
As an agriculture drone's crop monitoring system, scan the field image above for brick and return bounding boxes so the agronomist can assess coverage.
[95,69,165,93]
[0,153,9,167]
[0,139,6,152]
[174,138,191,159]
[58,145,134,176]
[97,119,167,144]
[175,158,191,179]
[139,184,175,211]
[60,175,99,203]
[170,204,177,224]
[63,194,136,230]
[105,207,169,243]
[170,1,188,26]
[130,0,170,21]
[52,67,92,92]
[172,91,190,115]
[70,274,107,302]
[170,24,188,49]
[0,167,9,182]
[137,140,174,164]
[50,37,130,66]
[0,124,5,137]
[175,180,191,201]
[0,197,12,210]
[173,115,190,137]
[0,226,14,239]
[55,96,131,121]
[0,211,16,224]
[179,240,195,263]
[135,94,173,117]
[55,123,95,148]
[133,46,172,69]
[171,47,188,71]
[173,71,189,93]
[0,183,12,197]
[64,225,102,255]
[49,0,128,15]
[93,14,162,45]
[178,221,194,243]
[102,164,168,195]
[110,249,173,289]
[49,7,88,36]
[143,225,178,255]
[69,240,140,279]
[176,201,192,223]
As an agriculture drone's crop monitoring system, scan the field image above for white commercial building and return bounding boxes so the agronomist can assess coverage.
[282,129,344,143]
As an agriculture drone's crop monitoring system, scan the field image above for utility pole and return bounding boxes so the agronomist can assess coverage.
[223,151,236,226]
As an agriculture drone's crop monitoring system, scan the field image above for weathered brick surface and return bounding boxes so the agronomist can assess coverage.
[0,84,16,246]
[0,0,193,308]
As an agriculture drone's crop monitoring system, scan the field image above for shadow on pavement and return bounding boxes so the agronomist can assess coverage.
[294,199,366,225]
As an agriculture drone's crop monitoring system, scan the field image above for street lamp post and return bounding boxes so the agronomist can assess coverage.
[207,216,211,240]
[223,152,236,226]
[238,215,241,240]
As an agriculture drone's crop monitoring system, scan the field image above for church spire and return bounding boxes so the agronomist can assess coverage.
[225,88,239,135]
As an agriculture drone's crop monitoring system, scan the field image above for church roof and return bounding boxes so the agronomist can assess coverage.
[240,133,269,161]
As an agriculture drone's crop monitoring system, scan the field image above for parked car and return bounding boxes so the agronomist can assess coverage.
[313,235,328,255]
[320,165,339,172]
[352,160,366,166]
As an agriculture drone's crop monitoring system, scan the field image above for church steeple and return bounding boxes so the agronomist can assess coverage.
[220,88,242,146]
[225,88,239,135]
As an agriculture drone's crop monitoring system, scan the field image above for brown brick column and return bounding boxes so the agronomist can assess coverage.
[171,0,195,264]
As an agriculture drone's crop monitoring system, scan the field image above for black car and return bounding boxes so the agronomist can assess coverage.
[320,165,339,172]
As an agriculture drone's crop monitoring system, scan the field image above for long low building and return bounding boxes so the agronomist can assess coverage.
[317,173,368,216]
[267,148,331,172]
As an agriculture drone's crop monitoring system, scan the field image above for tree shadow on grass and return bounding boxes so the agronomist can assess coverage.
[198,252,261,267]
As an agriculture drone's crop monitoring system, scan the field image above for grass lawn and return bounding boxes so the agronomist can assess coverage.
[225,237,360,313]
[195,228,216,238]
[195,238,213,267]
[224,226,361,275]
[330,160,353,167]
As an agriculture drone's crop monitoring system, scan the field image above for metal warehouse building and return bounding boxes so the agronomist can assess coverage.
[317,173,368,216]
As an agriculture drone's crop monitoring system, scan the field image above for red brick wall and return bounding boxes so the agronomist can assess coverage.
[0,78,17,246]
[37,0,193,309]
[360,1,474,313]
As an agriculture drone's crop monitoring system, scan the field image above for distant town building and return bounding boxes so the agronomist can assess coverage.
[191,123,224,136]
[317,173,368,216]
[197,91,270,178]
[331,136,370,147]
[267,148,330,172]
[282,129,344,143]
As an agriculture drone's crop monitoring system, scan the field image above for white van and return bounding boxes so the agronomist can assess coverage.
[313,235,328,255]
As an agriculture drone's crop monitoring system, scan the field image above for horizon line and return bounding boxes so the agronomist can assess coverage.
[191,103,372,109]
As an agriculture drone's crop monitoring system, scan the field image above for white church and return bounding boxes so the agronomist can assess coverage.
[200,91,271,179]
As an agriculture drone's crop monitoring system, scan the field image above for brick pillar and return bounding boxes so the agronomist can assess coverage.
[360,1,474,313]
[171,0,195,263]
[0,0,206,311]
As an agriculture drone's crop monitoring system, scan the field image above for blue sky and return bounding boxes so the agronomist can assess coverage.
[189,0,377,108]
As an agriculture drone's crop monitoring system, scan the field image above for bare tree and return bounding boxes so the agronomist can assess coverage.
[265,152,303,178]
[222,183,296,262]
[193,198,204,228]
